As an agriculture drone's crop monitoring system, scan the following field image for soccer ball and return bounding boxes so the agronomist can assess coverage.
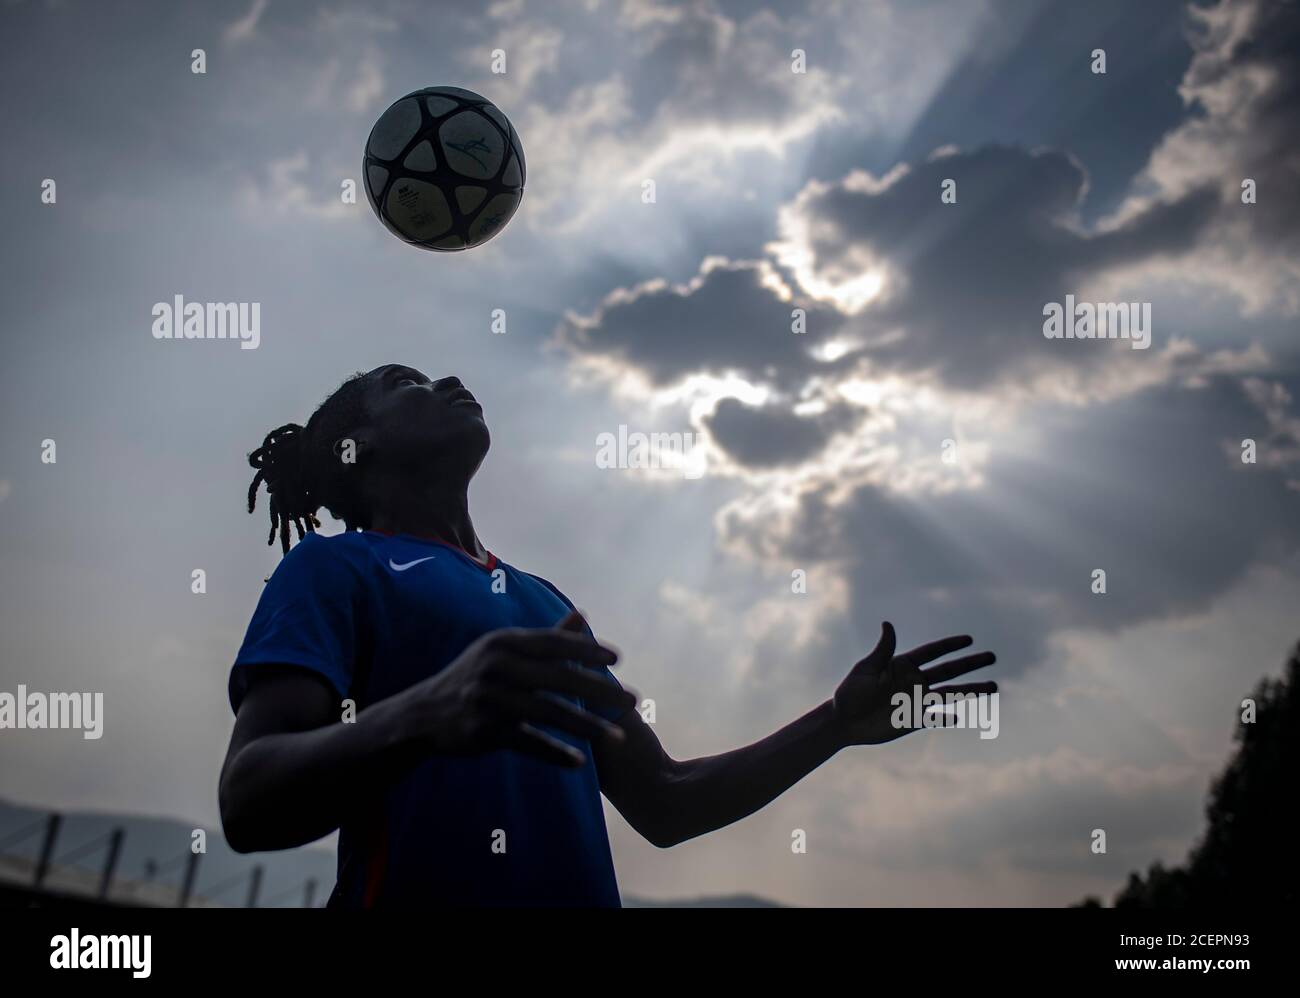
[362,86,525,251]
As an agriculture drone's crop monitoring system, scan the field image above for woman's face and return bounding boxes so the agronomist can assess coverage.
[355,363,490,480]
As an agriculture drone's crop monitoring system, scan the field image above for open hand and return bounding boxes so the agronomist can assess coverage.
[832,622,997,745]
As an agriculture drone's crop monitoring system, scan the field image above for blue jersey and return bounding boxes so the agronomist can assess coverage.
[229,529,623,908]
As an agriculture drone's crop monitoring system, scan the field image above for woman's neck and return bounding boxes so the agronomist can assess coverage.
[367,483,486,562]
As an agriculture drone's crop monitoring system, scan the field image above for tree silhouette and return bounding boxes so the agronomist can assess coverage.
[1078,641,1298,908]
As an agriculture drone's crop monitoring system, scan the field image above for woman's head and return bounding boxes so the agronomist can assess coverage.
[247,364,490,552]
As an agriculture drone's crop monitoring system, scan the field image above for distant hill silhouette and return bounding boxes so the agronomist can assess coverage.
[625,893,783,908]
[1077,640,1299,908]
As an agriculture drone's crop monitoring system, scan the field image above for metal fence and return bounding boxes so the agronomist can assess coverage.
[0,811,318,908]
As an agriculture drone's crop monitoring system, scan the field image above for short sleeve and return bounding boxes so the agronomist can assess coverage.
[229,535,359,714]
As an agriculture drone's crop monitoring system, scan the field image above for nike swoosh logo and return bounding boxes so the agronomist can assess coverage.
[389,556,436,572]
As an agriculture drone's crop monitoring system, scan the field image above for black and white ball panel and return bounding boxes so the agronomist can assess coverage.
[362,86,525,251]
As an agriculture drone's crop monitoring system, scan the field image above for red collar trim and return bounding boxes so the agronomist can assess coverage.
[365,529,498,572]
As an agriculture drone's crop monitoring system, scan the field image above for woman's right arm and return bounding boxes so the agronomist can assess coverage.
[218,616,634,853]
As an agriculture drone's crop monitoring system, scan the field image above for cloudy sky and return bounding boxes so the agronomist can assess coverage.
[1,0,1298,906]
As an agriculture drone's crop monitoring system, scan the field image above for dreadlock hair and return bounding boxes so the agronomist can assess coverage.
[247,371,373,554]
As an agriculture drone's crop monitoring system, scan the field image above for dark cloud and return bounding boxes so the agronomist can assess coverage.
[559,0,1300,398]
[706,397,860,467]
[557,143,1219,395]
[784,144,1217,388]
[893,0,1194,222]
[556,259,847,389]
[1173,0,1300,250]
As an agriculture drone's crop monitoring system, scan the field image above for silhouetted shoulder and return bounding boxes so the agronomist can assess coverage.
[520,570,578,611]
[264,530,374,584]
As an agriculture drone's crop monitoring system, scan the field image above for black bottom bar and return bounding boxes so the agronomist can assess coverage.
[0,907,1277,984]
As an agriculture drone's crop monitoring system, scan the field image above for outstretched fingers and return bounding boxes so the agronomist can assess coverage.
[930,680,998,697]
[921,650,996,684]
[901,634,973,667]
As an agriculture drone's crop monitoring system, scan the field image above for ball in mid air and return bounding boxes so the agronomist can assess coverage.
[363,86,525,251]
